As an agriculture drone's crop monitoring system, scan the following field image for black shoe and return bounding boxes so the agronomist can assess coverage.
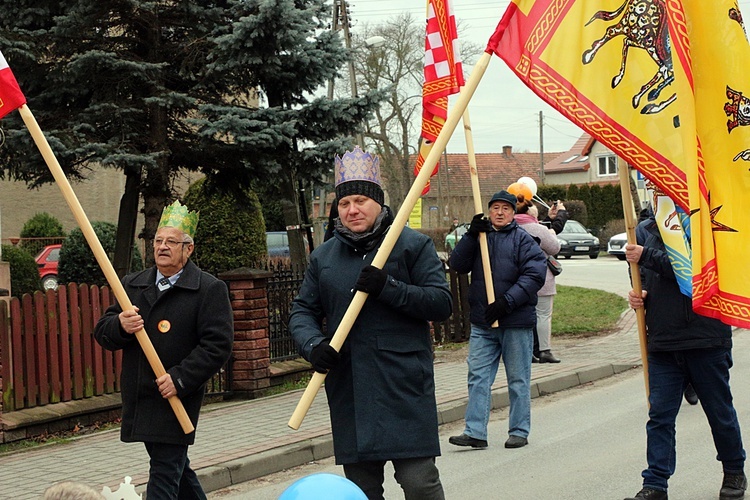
[532,355,540,363]
[504,435,528,448]
[720,472,747,499]
[538,350,561,363]
[449,433,488,448]
[624,487,668,500]
[683,384,699,405]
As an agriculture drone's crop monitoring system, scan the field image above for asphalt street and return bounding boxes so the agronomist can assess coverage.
[211,330,750,500]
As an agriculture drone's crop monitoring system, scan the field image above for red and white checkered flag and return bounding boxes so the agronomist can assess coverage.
[414,0,464,194]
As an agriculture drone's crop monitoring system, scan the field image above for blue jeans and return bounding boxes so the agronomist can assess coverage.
[463,324,532,441]
[642,348,745,492]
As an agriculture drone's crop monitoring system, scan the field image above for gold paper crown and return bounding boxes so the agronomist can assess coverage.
[158,201,199,238]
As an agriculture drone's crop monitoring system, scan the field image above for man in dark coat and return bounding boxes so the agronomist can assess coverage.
[623,208,745,500]
[94,201,233,500]
[448,190,546,450]
[290,146,452,500]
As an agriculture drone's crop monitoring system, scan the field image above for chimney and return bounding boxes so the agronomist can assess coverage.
[502,145,512,157]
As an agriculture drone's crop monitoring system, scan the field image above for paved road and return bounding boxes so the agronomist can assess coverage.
[211,329,750,499]
[0,256,646,498]
[556,254,632,297]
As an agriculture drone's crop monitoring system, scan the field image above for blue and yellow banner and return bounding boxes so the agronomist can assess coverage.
[487,0,750,327]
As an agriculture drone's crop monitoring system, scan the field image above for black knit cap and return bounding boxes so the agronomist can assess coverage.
[488,190,517,212]
[336,180,385,206]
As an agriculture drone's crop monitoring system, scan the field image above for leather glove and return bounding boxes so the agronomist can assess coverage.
[309,340,340,374]
[355,265,388,297]
[468,213,492,237]
[485,295,512,324]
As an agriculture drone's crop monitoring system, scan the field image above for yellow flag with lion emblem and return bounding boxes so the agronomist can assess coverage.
[486,0,750,328]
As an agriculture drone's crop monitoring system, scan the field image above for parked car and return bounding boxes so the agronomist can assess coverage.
[445,223,469,252]
[556,220,600,259]
[607,232,627,260]
[266,231,290,257]
[35,243,61,290]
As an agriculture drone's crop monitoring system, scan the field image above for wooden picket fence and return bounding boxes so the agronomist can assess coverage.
[0,284,121,412]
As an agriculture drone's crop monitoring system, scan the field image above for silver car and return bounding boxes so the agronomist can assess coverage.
[607,232,627,260]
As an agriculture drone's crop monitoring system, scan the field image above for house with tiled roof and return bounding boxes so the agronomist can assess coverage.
[543,132,648,207]
[417,145,556,228]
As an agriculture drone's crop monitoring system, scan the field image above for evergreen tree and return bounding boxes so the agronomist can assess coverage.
[182,178,267,276]
[19,212,65,257]
[0,0,384,267]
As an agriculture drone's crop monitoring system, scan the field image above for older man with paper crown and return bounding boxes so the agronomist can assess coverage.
[94,201,233,500]
[290,146,453,499]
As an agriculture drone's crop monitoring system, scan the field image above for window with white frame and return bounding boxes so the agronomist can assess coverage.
[597,155,617,176]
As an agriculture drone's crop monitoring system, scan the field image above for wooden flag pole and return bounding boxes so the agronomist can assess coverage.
[461,108,497,327]
[288,52,494,430]
[617,158,649,403]
[18,104,195,434]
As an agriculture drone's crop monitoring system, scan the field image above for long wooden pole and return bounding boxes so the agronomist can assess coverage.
[288,52,494,430]
[617,158,649,403]
[461,109,497,327]
[18,104,195,434]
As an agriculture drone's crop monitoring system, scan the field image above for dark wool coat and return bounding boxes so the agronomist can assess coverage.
[94,260,233,445]
[290,226,452,464]
[635,218,731,351]
[449,219,547,328]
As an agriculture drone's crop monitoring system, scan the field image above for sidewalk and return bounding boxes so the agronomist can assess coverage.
[0,309,641,499]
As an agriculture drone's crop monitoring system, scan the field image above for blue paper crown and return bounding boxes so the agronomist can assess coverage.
[334,146,382,187]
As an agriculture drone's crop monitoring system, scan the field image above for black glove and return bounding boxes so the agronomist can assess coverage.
[309,340,340,374]
[468,213,492,237]
[485,295,512,324]
[355,265,388,297]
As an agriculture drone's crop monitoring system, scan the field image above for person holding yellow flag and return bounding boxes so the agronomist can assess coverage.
[624,205,745,500]
[290,147,452,499]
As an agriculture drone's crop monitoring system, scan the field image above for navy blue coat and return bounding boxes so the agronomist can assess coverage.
[290,226,452,464]
[449,220,546,328]
[94,260,234,445]
[635,218,731,351]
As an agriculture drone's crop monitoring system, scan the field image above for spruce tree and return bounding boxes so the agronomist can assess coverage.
[0,0,384,266]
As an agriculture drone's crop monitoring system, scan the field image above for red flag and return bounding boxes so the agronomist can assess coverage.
[0,50,26,119]
[414,0,464,194]
[486,0,750,328]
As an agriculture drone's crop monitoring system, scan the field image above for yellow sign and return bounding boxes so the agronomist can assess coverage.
[409,198,422,229]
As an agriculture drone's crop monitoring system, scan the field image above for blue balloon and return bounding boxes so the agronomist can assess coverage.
[279,473,367,500]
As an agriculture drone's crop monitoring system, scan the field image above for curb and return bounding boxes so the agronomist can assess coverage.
[197,362,640,493]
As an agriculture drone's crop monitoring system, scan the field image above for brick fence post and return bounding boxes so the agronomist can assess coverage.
[219,267,274,399]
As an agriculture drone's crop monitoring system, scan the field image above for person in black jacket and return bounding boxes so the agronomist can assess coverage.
[291,147,452,499]
[94,201,233,500]
[623,214,746,500]
[447,190,546,450]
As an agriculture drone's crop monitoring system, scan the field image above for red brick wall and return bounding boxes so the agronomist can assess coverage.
[220,268,274,398]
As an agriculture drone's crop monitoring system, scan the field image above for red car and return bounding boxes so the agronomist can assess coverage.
[35,244,61,290]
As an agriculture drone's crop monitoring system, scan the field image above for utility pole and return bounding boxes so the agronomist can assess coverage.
[339,1,364,147]
[539,110,545,184]
[327,1,341,100]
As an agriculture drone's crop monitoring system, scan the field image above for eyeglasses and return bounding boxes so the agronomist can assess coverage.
[153,238,188,249]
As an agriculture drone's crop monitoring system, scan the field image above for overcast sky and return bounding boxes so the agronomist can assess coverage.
[348,0,750,156]
[349,0,585,156]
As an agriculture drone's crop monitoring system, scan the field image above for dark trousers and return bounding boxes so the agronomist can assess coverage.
[343,457,444,500]
[642,348,745,491]
[144,442,206,500]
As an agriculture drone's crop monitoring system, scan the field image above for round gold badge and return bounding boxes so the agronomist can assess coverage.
[157,320,171,333]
